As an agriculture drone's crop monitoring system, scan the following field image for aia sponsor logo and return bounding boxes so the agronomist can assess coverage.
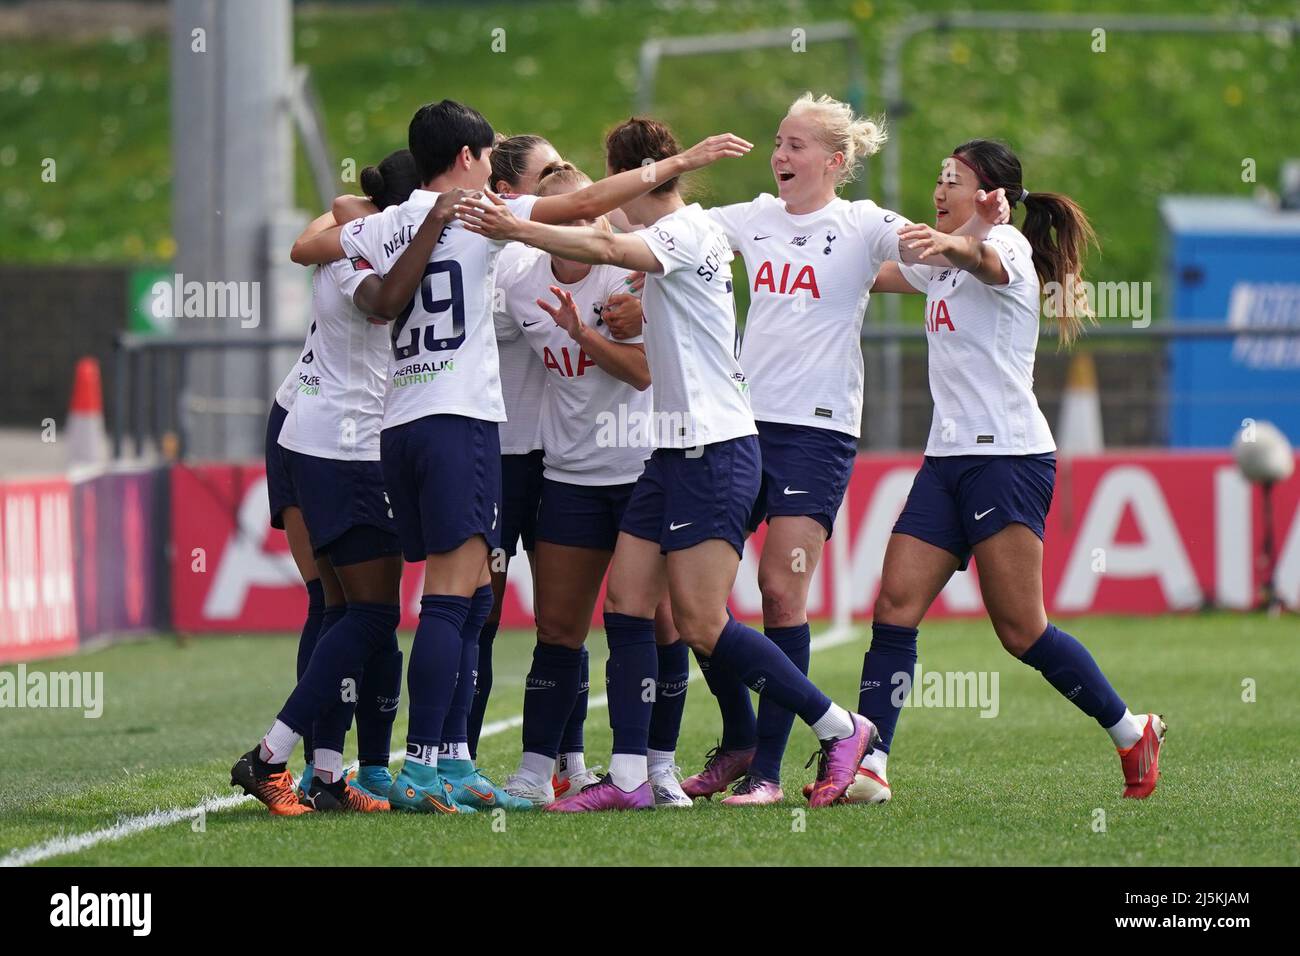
[753,261,820,298]
[925,298,955,332]
[543,345,596,377]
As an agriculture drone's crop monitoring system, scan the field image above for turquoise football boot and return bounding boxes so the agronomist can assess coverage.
[349,764,393,801]
[440,758,535,811]
[388,761,475,814]
[296,762,314,798]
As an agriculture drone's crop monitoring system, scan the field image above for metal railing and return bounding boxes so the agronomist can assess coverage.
[113,321,1300,460]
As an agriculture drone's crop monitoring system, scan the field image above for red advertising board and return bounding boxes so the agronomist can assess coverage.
[168,453,1300,633]
[0,478,79,661]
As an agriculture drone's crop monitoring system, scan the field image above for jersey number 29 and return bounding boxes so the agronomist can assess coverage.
[392,260,466,360]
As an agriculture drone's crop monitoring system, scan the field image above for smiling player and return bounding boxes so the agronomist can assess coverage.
[671,92,917,805]
[456,117,877,812]
[855,139,1167,803]
[489,161,658,806]
[256,100,753,815]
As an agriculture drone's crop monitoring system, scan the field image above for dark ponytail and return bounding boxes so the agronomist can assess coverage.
[359,149,420,211]
[952,139,1099,346]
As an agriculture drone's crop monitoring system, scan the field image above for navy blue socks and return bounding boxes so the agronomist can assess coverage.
[749,624,810,782]
[604,612,657,756]
[709,616,831,726]
[694,647,756,751]
[355,641,402,766]
[1019,622,1126,728]
[857,622,918,753]
[466,620,499,759]
[648,641,690,753]
[521,643,583,759]
[405,595,470,754]
[283,601,399,742]
[442,584,493,751]
[558,646,589,755]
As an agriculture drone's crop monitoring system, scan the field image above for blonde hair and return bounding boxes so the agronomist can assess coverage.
[536,161,611,232]
[536,160,590,195]
[786,92,887,186]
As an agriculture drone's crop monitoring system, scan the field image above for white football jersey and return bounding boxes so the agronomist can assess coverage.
[274,357,302,412]
[707,193,908,438]
[635,203,756,449]
[277,257,389,461]
[898,224,1055,457]
[494,242,547,455]
[340,189,539,430]
[498,248,652,485]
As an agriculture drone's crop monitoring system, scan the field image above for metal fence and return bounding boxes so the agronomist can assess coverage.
[112,322,1300,462]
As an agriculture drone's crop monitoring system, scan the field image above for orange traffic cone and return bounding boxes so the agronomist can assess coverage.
[66,356,109,469]
[1056,352,1104,455]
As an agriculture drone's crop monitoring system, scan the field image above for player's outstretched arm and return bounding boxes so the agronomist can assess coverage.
[332,194,376,225]
[291,223,345,265]
[290,212,343,265]
[456,193,664,274]
[896,189,1010,284]
[289,194,381,265]
[353,188,472,319]
[537,286,650,391]
[529,133,752,225]
[871,262,924,294]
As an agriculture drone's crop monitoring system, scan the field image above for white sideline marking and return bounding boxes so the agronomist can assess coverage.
[1,623,860,866]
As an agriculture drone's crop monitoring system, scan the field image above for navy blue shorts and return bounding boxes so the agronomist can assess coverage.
[893,453,1056,571]
[536,478,636,552]
[380,414,503,562]
[500,450,544,558]
[281,449,400,566]
[620,435,762,558]
[748,421,858,538]
[265,401,295,530]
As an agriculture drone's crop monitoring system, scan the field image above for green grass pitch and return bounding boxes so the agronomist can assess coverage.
[2,614,1296,867]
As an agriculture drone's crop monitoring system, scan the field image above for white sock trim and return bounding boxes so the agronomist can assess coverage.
[1106,709,1147,750]
[810,703,855,741]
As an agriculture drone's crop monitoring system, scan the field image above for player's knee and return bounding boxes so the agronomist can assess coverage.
[992,617,1043,657]
[603,585,654,620]
[873,587,920,628]
[758,568,808,626]
[536,616,586,651]
[672,607,728,651]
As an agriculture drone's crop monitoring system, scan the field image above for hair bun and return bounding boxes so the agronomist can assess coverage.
[359,165,384,200]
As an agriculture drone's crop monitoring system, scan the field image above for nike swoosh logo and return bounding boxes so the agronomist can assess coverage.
[974,508,996,520]
[465,785,495,803]
[522,321,541,328]
[753,234,771,240]
[669,521,693,531]
[422,793,458,814]
[783,486,809,496]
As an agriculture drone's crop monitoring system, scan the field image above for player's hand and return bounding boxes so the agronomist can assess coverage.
[537,285,584,341]
[676,133,753,172]
[431,187,478,226]
[974,187,1010,225]
[602,293,643,339]
[454,189,520,240]
[898,222,958,261]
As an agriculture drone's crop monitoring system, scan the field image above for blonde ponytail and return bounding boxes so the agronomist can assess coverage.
[786,91,887,185]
